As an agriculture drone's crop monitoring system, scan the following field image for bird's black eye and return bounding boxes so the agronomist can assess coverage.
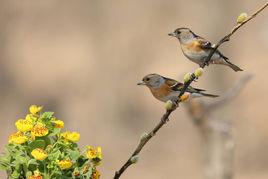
[145,77,150,81]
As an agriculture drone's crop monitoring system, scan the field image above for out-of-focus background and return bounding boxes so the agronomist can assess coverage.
[0,0,268,178]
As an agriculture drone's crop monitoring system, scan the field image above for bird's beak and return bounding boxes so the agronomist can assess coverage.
[137,81,146,85]
[168,32,176,37]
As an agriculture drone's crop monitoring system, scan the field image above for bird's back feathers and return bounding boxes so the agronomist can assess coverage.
[166,78,218,98]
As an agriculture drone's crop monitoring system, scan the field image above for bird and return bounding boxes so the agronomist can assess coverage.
[137,73,218,102]
[168,27,243,72]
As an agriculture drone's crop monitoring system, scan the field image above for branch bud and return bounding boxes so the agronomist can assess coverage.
[140,132,148,141]
[130,155,139,164]
[180,92,190,102]
[237,13,248,24]
[194,68,204,78]
[183,73,192,83]
[165,100,173,110]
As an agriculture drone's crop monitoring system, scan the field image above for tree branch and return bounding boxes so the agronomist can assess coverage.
[113,109,175,179]
[113,2,267,178]
[201,2,268,68]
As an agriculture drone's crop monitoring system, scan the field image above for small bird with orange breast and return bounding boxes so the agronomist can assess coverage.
[168,27,243,72]
[138,74,218,102]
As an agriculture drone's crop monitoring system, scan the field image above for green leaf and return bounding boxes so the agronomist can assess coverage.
[27,159,38,166]
[11,170,20,178]
[26,171,33,178]
[41,112,54,120]
[16,156,26,165]
[48,150,61,161]
[28,139,46,150]
[68,150,80,161]
[49,128,61,137]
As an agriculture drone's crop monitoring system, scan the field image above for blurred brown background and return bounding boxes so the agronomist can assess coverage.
[0,0,268,178]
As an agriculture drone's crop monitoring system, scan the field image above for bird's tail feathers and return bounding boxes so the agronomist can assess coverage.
[225,59,243,72]
[219,52,243,72]
[199,92,219,98]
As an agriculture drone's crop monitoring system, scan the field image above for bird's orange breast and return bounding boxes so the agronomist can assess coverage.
[149,84,172,101]
[182,40,203,52]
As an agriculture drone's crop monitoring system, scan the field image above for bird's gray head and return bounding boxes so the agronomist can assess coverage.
[137,74,165,89]
[168,27,196,43]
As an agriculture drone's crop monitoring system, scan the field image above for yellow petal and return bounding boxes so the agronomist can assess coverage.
[57,159,72,170]
[31,148,48,161]
[15,119,33,132]
[29,105,43,115]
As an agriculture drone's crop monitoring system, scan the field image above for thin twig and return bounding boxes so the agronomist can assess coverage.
[201,2,268,67]
[113,109,175,179]
[113,2,267,178]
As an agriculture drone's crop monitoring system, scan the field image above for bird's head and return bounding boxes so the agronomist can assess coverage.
[168,27,196,43]
[137,74,165,89]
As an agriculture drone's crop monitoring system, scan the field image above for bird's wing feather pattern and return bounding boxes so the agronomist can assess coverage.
[164,77,207,94]
[197,37,213,49]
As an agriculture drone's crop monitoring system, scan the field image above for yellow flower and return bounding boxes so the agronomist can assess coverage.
[28,170,42,179]
[15,119,33,132]
[25,114,38,122]
[31,123,49,137]
[57,159,72,170]
[28,175,42,179]
[52,120,64,128]
[61,131,80,142]
[8,131,28,144]
[86,146,102,162]
[31,148,48,161]
[29,105,43,115]
[92,170,100,179]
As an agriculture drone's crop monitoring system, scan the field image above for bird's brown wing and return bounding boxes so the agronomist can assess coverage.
[164,77,180,88]
[197,37,213,50]
[164,77,207,93]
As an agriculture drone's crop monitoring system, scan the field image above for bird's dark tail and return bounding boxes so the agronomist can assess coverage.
[199,92,219,98]
[219,52,243,72]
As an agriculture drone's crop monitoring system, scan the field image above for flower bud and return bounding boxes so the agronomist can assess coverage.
[165,100,173,110]
[183,73,192,83]
[130,155,139,164]
[140,132,148,141]
[194,68,204,78]
[237,13,248,24]
[180,92,190,102]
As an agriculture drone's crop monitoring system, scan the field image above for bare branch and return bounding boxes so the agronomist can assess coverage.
[113,109,175,179]
[113,2,267,178]
[201,2,268,68]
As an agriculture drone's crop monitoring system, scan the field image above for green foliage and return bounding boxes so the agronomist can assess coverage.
[0,105,101,179]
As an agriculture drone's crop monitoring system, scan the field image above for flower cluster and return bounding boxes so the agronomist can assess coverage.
[0,105,102,179]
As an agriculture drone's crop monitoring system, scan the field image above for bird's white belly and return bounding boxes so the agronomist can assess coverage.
[181,47,220,65]
[183,50,206,64]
